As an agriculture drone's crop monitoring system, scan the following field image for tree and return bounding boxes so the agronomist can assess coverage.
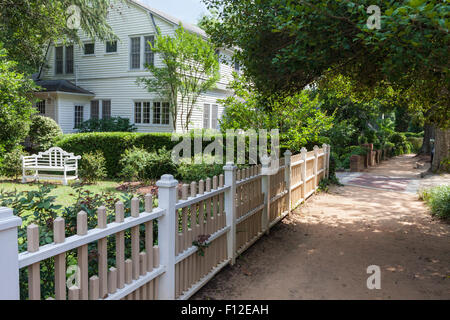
[0,0,120,73]
[219,75,334,152]
[0,45,37,165]
[202,0,449,170]
[138,26,220,132]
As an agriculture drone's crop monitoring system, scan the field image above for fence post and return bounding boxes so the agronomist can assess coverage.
[0,207,22,300]
[300,148,307,201]
[223,162,237,265]
[284,150,292,215]
[327,144,331,179]
[261,156,271,235]
[156,174,178,300]
[313,146,319,190]
[322,144,328,179]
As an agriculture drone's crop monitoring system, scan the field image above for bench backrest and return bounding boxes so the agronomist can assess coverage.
[35,147,79,167]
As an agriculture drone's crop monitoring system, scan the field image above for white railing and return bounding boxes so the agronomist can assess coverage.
[0,144,330,300]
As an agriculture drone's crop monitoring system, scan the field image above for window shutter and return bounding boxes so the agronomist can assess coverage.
[91,100,99,119]
[65,46,74,74]
[130,37,141,69]
[55,47,63,74]
[203,104,210,129]
[102,100,111,119]
[211,105,218,129]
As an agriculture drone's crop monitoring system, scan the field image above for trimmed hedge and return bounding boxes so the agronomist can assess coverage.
[56,132,285,178]
[56,132,178,177]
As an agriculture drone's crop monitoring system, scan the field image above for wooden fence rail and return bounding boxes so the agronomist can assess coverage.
[0,144,330,300]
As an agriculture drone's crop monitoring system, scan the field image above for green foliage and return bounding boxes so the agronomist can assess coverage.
[0,45,36,162]
[56,132,178,177]
[176,156,224,182]
[419,185,450,220]
[407,137,423,153]
[1,148,26,180]
[76,117,137,133]
[0,183,153,299]
[0,0,119,73]
[119,147,152,182]
[203,0,449,127]
[389,132,413,155]
[27,115,63,153]
[79,151,107,184]
[145,147,178,180]
[219,76,333,152]
[138,25,220,131]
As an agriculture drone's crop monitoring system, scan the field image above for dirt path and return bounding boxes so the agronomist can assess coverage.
[192,155,450,300]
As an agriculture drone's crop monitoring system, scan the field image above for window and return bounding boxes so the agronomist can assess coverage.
[162,103,170,125]
[55,46,64,74]
[84,43,95,55]
[106,41,117,53]
[102,100,111,119]
[74,106,84,128]
[211,104,218,129]
[130,37,141,69]
[144,36,154,66]
[66,45,74,74]
[143,102,151,124]
[153,102,161,124]
[234,61,240,72]
[203,104,210,129]
[36,100,46,115]
[135,102,142,123]
[215,49,220,63]
[203,104,219,129]
[134,101,170,125]
[91,100,99,119]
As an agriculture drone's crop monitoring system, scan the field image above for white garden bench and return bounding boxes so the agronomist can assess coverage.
[21,147,81,185]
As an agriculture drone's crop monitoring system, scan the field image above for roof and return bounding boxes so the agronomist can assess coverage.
[34,79,95,96]
[130,0,207,38]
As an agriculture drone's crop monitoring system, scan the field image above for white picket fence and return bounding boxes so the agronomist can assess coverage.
[0,145,330,300]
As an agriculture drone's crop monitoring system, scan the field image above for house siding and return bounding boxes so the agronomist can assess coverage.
[41,0,234,134]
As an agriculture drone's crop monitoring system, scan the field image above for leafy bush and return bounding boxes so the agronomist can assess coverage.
[407,137,423,153]
[145,147,178,180]
[27,115,63,153]
[419,185,450,220]
[57,132,179,177]
[76,117,137,133]
[56,132,233,177]
[1,148,26,179]
[176,156,224,182]
[389,132,412,155]
[119,147,152,181]
[79,151,107,184]
[0,46,36,158]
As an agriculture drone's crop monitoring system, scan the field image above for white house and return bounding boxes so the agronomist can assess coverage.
[34,0,237,134]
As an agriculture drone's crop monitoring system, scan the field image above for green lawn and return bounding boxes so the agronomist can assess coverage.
[0,179,124,207]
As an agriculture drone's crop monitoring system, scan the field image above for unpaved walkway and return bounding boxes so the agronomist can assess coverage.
[192,155,450,300]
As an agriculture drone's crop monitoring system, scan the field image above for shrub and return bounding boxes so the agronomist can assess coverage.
[1,148,26,179]
[119,147,152,181]
[404,131,424,138]
[419,185,450,220]
[56,132,230,177]
[27,115,63,153]
[79,151,107,184]
[77,117,137,133]
[407,137,423,153]
[145,147,178,180]
[176,156,224,182]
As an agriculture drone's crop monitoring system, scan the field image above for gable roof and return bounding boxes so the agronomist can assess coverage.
[35,79,95,96]
[130,0,207,38]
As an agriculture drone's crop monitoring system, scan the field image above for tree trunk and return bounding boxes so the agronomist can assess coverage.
[419,123,435,155]
[432,127,450,172]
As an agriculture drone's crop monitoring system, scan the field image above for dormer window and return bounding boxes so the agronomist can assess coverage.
[55,45,74,75]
